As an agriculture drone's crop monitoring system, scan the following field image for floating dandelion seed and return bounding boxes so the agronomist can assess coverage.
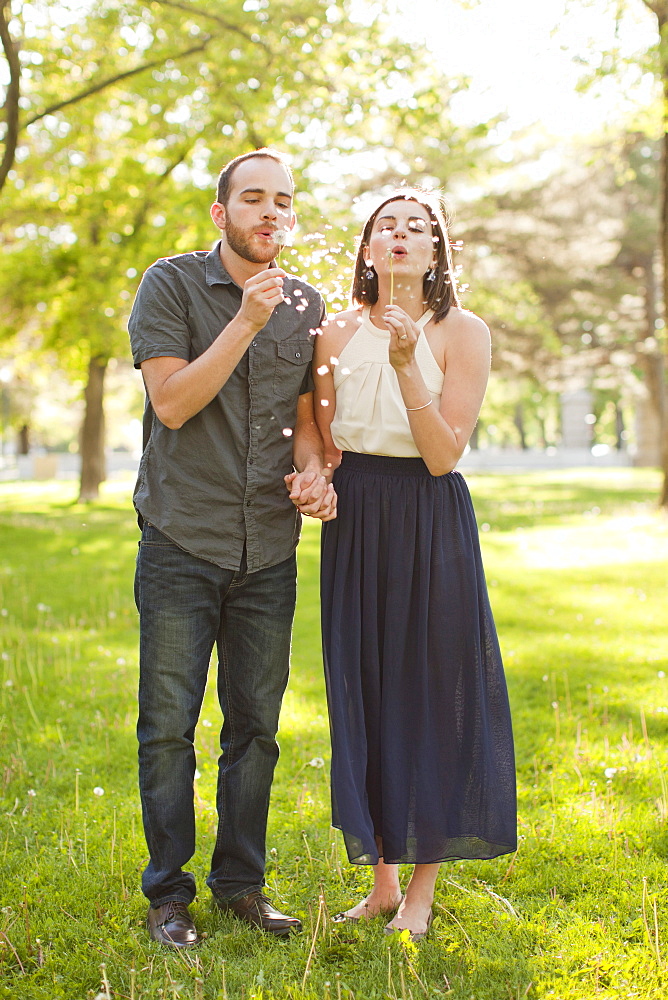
[316,365,329,376]
[282,427,293,437]
[320,399,330,407]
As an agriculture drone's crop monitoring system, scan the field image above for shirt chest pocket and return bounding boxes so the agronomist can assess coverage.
[273,338,313,399]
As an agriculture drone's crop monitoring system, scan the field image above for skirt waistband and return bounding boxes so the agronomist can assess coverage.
[339,452,457,479]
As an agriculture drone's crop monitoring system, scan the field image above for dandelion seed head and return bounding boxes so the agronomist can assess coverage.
[93,786,104,796]
[27,789,36,797]
[307,757,324,768]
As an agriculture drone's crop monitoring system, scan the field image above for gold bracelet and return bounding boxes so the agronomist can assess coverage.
[405,399,432,412]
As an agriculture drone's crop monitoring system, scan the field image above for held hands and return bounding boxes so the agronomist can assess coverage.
[384,305,419,371]
[240,267,287,331]
[284,470,337,522]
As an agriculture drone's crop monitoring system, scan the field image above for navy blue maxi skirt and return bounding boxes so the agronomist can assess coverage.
[321,452,517,866]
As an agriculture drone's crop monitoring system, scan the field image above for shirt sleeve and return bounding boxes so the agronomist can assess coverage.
[128,261,192,369]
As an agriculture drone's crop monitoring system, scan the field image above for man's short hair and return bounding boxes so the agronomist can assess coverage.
[216,149,293,206]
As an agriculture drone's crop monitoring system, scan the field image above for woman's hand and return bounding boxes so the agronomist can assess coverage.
[384,305,419,371]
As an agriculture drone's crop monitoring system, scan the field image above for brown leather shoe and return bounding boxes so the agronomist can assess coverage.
[215,891,302,937]
[147,901,200,947]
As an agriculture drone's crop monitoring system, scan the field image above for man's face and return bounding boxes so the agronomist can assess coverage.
[216,158,295,264]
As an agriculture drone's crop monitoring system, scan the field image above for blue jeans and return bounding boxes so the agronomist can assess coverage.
[134,523,297,907]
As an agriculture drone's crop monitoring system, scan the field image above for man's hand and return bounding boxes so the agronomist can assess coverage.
[239,267,287,331]
[284,470,337,522]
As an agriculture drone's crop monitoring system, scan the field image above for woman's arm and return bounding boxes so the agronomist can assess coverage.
[385,306,490,476]
[313,317,346,480]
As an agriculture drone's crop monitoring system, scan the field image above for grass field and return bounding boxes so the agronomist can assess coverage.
[1,468,667,1000]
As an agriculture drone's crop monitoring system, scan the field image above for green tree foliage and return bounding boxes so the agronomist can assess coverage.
[0,0,486,498]
[568,0,667,501]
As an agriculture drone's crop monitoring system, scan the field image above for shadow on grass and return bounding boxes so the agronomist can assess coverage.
[467,468,662,532]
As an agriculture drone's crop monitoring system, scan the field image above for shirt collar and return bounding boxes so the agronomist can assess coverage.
[205,241,235,286]
[205,240,280,287]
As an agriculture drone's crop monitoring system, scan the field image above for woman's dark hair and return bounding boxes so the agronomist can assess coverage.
[351,189,460,323]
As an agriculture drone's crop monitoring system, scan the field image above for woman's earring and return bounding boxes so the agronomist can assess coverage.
[426,267,437,282]
[365,266,375,281]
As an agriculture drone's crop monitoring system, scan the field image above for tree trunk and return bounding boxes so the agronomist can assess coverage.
[513,403,527,449]
[78,356,107,502]
[657,5,668,505]
[634,257,666,464]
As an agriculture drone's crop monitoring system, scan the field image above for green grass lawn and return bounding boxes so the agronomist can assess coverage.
[1,468,667,1000]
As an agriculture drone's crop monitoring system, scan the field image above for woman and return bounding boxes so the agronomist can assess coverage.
[310,189,516,941]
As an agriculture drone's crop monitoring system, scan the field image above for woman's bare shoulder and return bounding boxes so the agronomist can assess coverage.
[317,307,363,346]
[439,306,490,344]
[327,307,363,331]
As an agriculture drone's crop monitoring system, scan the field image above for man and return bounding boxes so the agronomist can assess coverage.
[128,149,335,948]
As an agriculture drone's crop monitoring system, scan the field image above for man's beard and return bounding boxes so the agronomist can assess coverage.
[225,218,277,264]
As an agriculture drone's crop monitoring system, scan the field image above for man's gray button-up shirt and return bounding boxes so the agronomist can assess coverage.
[128,241,324,572]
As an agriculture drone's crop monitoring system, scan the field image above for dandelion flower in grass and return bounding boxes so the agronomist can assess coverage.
[93,787,104,796]
[307,757,324,768]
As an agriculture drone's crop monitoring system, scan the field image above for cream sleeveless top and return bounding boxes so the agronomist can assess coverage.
[330,307,444,457]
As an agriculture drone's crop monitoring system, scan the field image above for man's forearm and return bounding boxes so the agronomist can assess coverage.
[292,412,326,475]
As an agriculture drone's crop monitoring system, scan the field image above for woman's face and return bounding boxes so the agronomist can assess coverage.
[365,199,436,280]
